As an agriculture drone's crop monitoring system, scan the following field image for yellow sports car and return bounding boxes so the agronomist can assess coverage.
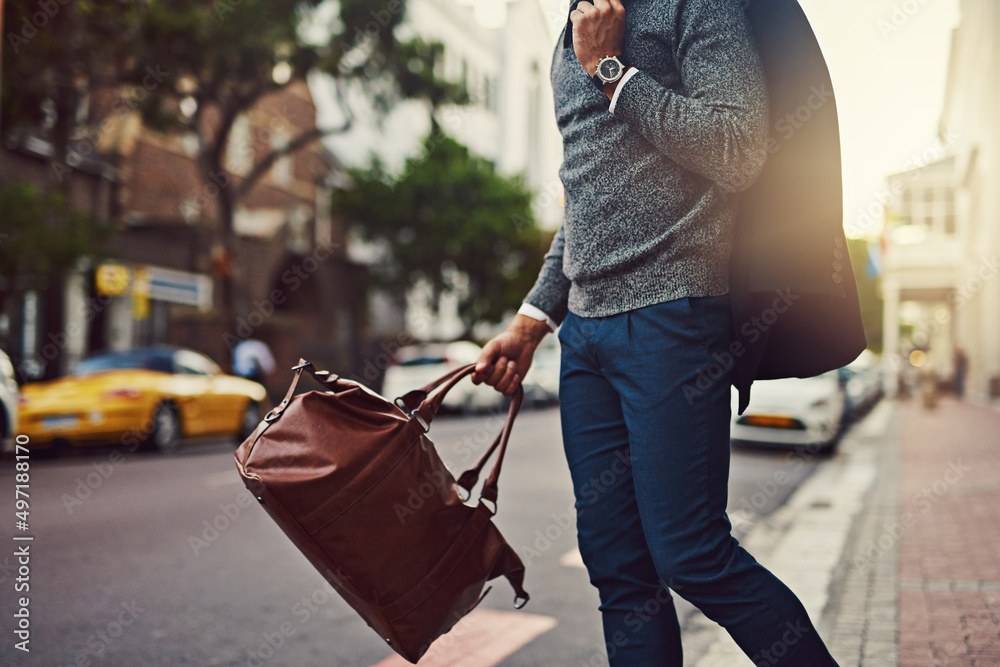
[18,347,267,453]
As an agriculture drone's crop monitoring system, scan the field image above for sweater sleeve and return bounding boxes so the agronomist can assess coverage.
[611,0,769,193]
[523,225,571,325]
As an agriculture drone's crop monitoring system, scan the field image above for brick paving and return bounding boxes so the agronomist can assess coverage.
[897,398,1000,667]
[690,397,1000,666]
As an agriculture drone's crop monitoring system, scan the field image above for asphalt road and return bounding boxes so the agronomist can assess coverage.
[0,405,828,667]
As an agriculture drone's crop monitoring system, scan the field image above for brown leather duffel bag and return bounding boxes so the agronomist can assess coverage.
[234,359,529,663]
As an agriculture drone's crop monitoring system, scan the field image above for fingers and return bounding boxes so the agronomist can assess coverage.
[470,334,526,394]
[473,339,506,384]
[478,356,521,394]
[472,345,497,384]
[570,0,593,22]
[484,357,509,386]
[494,360,520,395]
[472,356,503,385]
[571,0,620,21]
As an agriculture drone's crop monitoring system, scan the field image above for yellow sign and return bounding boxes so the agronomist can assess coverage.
[96,264,130,296]
[132,268,151,321]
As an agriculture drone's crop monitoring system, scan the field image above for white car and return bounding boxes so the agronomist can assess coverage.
[731,372,845,452]
[1,349,20,451]
[522,336,560,407]
[381,341,504,414]
[838,350,884,421]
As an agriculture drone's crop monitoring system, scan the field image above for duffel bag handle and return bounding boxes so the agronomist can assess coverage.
[263,360,338,423]
[394,363,475,413]
[409,364,524,509]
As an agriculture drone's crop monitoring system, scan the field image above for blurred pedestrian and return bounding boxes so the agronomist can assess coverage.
[472,0,838,664]
[920,360,939,410]
[954,346,968,398]
[232,338,276,390]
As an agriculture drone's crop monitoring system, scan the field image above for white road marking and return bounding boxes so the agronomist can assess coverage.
[369,608,557,667]
[202,471,241,487]
[559,548,585,569]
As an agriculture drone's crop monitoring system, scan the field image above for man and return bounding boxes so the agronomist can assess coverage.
[232,338,276,388]
[471,0,839,664]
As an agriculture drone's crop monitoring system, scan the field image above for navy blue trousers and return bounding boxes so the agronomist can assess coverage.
[557,296,837,666]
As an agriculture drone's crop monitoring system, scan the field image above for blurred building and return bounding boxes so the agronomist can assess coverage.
[882,0,1000,401]
[881,158,960,386]
[322,0,564,343]
[96,81,366,386]
[3,0,565,389]
[0,140,117,380]
[2,82,369,393]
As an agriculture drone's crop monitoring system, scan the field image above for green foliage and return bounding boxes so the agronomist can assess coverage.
[2,0,141,141]
[2,0,473,328]
[121,0,465,133]
[0,180,113,293]
[847,237,884,354]
[123,0,322,121]
[335,134,550,328]
[3,0,465,183]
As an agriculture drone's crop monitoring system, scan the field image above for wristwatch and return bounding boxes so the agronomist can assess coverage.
[592,55,628,91]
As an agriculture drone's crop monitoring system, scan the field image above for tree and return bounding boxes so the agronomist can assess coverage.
[119,0,465,323]
[334,133,550,334]
[0,179,113,319]
[4,0,465,324]
[2,1,144,377]
[2,0,141,187]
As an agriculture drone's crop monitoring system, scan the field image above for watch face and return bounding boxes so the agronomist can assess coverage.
[599,58,621,81]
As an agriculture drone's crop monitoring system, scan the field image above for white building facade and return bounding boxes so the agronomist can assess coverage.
[320,0,564,341]
[882,0,1000,401]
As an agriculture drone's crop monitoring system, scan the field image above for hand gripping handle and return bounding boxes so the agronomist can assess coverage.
[410,364,524,510]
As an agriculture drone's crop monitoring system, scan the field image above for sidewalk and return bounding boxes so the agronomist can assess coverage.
[824,397,1000,666]
[689,396,1000,666]
[895,398,1000,666]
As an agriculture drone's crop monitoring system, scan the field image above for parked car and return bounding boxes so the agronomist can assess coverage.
[0,349,19,451]
[381,341,504,414]
[838,350,884,421]
[731,371,845,452]
[522,336,560,407]
[17,346,266,453]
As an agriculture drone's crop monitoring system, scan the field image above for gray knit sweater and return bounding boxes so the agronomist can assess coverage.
[524,0,769,323]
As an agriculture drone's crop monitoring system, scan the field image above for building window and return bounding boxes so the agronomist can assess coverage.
[943,189,956,234]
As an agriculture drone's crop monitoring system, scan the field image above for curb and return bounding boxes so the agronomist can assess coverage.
[684,400,896,666]
[820,401,901,666]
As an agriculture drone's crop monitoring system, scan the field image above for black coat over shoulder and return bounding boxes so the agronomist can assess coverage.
[731,0,867,413]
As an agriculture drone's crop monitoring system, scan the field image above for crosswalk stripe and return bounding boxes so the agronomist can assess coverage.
[368,608,558,667]
[202,471,241,487]
[559,548,585,568]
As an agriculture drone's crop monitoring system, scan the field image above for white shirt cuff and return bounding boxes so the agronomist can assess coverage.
[517,303,558,332]
[609,67,640,114]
